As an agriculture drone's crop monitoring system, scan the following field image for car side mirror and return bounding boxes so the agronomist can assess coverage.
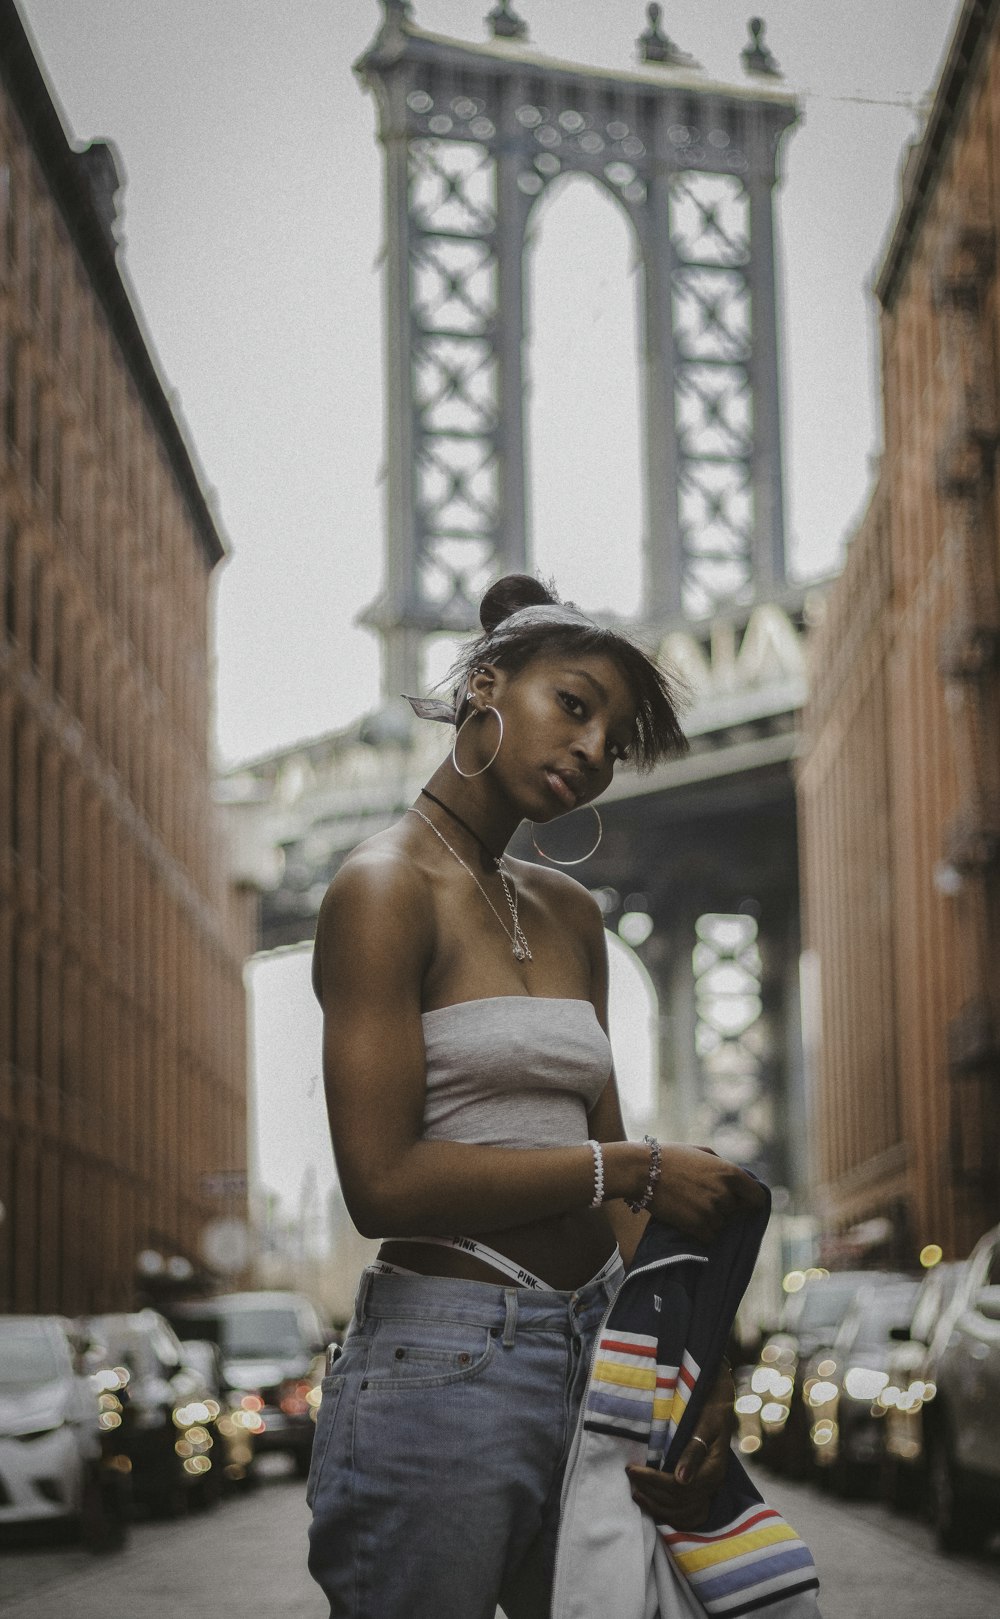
[974,1284,1000,1322]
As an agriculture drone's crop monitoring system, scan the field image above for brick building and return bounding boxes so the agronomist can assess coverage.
[0,2,257,1311]
[799,0,1000,1263]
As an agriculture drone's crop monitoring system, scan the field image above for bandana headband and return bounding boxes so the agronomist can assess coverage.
[404,603,598,723]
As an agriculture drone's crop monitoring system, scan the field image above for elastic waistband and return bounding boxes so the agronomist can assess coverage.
[350,1251,624,1342]
[382,1237,622,1293]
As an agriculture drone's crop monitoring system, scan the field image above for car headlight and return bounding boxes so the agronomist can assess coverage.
[843,1366,889,1402]
[17,1421,65,1442]
[131,1404,167,1430]
[807,1380,839,1406]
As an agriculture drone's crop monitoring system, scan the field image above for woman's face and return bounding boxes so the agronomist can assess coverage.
[469,649,637,822]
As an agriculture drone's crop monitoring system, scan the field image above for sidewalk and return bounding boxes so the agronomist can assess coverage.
[0,1473,324,1619]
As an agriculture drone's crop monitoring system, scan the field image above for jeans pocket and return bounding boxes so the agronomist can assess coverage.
[368,1319,496,1390]
[305,1376,344,1511]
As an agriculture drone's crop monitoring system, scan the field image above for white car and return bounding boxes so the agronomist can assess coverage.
[923,1226,1000,1552]
[0,1315,127,1547]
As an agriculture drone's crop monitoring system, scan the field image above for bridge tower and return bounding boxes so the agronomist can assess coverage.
[227,8,815,1234]
[355,1,797,699]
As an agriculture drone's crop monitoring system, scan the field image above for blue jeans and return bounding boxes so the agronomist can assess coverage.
[307,1258,624,1619]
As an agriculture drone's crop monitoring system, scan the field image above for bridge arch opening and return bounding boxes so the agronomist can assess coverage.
[524,174,644,619]
[606,929,658,1134]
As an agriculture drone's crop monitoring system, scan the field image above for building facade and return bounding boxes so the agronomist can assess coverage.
[0,3,257,1312]
[799,0,1000,1263]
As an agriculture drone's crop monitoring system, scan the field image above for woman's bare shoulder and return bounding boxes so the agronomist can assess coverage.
[312,826,434,1003]
[517,857,602,920]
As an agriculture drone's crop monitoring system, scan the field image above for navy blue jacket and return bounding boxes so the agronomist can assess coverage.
[553,1189,822,1618]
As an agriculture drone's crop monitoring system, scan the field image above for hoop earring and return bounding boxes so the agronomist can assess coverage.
[452,703,503,779]
[530,804,603,866]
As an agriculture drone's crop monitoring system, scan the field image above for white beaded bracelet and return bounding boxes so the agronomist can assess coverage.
[587,1138,605,1208]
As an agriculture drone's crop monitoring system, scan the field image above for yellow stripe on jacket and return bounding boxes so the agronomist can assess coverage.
[672,1521,799,1575]
[593,1359,657,1391]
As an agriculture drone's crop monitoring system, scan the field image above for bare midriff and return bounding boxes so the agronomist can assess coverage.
[377,1205,617,1291]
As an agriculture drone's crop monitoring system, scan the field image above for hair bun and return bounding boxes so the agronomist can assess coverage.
[479,574,558,633]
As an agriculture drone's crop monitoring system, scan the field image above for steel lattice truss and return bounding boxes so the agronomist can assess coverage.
[357,7,797,687]
[671,174,754,615]
[409,133,501,617]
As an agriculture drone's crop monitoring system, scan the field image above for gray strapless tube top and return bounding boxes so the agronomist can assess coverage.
[419,996,612,1149]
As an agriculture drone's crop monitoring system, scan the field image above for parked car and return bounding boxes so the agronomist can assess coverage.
[749,1271,877,1474]
[879,1261,965,1510]
[921,1226,1000,1552]
[175,1337,257,1492]
[0,1315,129,1550]
[803,1277,921,1495]
[164,1292,328,1476]
[82,1309,222,1517]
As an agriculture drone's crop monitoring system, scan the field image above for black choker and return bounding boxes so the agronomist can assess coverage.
[419,789,504,865]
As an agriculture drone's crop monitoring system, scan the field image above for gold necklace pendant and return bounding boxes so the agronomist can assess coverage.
[408,808,533,961]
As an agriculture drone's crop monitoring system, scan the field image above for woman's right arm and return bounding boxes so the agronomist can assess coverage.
[313,852,762,1242]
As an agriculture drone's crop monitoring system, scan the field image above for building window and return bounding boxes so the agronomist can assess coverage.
[0,160,11,269]
[9,709,20,859]
[27,549,41,671]
[26,193,41,313]
[52,586,63,699]
[52,418,62,523]
[29,376,42,489]
[3,520,17,642]
[3,336,17,455]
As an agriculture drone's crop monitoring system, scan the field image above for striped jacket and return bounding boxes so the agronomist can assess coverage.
[552,1189,822,1619]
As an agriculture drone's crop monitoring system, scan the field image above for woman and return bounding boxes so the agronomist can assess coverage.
[307,574,766,1619]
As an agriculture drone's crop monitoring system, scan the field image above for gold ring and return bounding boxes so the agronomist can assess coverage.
[690,1435,710,1451]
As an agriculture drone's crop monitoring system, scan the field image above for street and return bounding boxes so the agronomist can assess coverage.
[2,1459,999,1618]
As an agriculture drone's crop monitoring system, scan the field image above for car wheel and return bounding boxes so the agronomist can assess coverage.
[79,1463,131,1555]
[150,1467,189,1521]
[191,1466,223,1512]
[926,1428,992,1553]
[881,1451,922,1513]
[832,1449,861,1500]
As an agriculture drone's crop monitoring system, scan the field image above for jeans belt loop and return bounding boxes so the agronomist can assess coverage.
[502,1286,518,1347]
[356,1268,374,1326]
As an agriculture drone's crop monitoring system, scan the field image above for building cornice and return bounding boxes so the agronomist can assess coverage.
[0,0,227,569]
[876,0,999,311]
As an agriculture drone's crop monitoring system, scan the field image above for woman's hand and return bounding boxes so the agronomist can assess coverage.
[626,1362,736,1529]
[650,1145,765,1245]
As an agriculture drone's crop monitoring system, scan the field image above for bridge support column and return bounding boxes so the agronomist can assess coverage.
[645,917,701,1148]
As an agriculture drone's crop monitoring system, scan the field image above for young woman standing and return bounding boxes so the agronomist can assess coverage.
[307,575,766,1618]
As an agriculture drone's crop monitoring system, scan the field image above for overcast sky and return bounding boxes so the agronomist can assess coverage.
[14,0,961,1225]
[18,0,957,766]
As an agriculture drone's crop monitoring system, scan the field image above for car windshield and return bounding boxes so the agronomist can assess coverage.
[788,1283,859,1333]
[851,1288,920,1351]
[88,1328,135,1365]
[0,1325,63,1387]
[216,1309,304,1357]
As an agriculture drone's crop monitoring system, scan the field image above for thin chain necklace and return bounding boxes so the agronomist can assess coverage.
[420,788,502,863]
[407,806,533,962]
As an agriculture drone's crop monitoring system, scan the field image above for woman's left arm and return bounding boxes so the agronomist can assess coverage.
[582,889,738,1528]
[580,887,651,1266]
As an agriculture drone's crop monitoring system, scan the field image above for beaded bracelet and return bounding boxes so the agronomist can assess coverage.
[626,1134,662,1214]
[586,1139,606,1208]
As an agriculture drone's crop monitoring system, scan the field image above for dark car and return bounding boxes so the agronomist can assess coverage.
[82,1309,222,1517]
[879,1261,964,1510]
[172,1338,257,1496]
[165,1292,328,1476]
[921,1226,1000,1552]
[804,1278,921,1495]
[751,1270,879,1474]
